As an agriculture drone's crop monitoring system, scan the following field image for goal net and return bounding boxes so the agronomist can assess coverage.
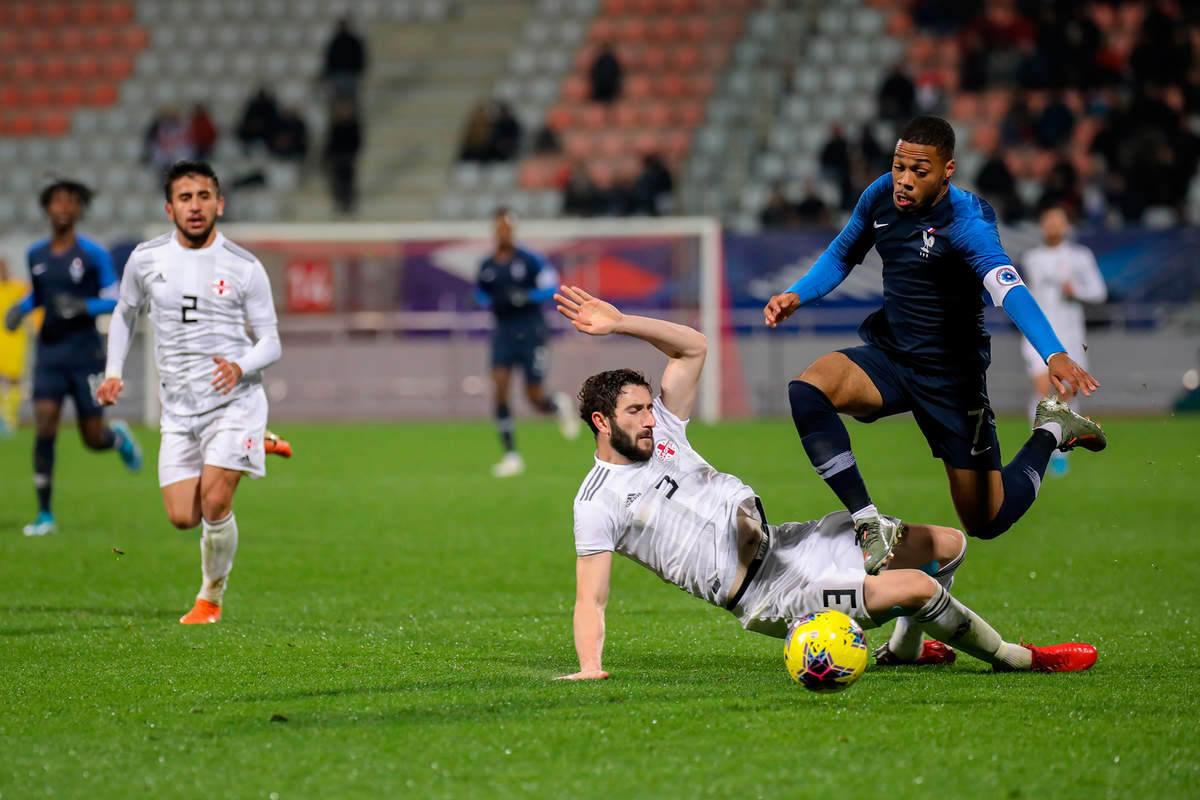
[135,217,727,424]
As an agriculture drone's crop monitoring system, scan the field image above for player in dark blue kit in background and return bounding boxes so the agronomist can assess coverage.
[3,179,142,537]
[476,208,580,477]
[763,117,1105,589]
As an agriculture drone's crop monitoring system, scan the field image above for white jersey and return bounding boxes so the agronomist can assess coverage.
[573,396,758,608]
[115,231,279,417]
[1019,240,1106,374]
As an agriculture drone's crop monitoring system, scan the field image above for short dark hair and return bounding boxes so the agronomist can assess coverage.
[897,116,956,161]
[578,369,652,435]
[163,160,221,202]
[39,178,93,210]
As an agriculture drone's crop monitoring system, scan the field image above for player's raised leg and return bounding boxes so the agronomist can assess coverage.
[946,397,1105,539]
[863,567,1096,672]
[787,352,899,573]
[25,399,61,535]
[264,429,292,458]
[77,411,142,473]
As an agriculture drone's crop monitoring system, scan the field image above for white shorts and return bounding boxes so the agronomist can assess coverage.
[730,510,872,638]
[157,388,268,487]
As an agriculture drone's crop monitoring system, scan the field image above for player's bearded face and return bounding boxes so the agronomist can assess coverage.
[167,175,224,246]
[891,141,954,213]
[607,414,653,462]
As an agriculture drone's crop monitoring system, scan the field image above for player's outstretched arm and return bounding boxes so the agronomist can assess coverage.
[556,552,612,680]
[555,285,706,420]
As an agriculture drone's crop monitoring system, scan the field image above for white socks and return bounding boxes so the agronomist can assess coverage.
[851,504,879,524]
[914,585,1031,670]
[198,511,238,605]
[888,536,967,661]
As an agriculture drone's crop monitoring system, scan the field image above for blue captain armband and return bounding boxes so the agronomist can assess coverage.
[984,266,1065,363]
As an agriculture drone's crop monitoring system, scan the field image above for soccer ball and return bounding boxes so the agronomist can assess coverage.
[783,610,868,692]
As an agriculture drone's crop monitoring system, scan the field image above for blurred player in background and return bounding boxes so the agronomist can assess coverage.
[0,258,29,436]
[476,207,579,477]
[554,286,1096,680]
[1020,202,1107,476]
[763,117,1105,582]
[3,179,142,537]
[98,161,281,625]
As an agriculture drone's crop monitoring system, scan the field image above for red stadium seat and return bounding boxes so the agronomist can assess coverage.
[662,130,691,159]
[25,85,54,107]
[561,75,588,103]
[103,56,134,79]
[588,161,616,188]
[40,112,71,136]
[651,18,681,41]
[28,29,54,52]
[74,2,102,24]
[589,18,618,43]
[580,103,608,129]
[625,74,653,100]
[689,73,715,96]
[0,86,21,106]
[6,114,37,137]
[120,27,150,50]
[11,4,38,26]
[56,84,85,108]
[56,27,88,51]
[106,2,135,24]
[71,57,101,80]
[671,46,702,72]
[643,103,671,127]
[0,31,17,53]
[681,15,708,38]
[519,159,554,190]
[546,104,575,131]
[661,74,687,99]
[40,57,70,81]
[614,103,641,127]
[89,29,117,50]
[675,102,705,127]
[40,2,70,26]
[564,132,593,160]
[619,18,649,42]
[11,58,38,81]
[87,84,119,107]
[597,131,626,158]
[640,48,667,72]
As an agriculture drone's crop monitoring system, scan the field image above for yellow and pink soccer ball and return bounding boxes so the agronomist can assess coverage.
[784,610,868,692]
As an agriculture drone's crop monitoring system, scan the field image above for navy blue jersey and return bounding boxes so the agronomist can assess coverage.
[831,175,1012,370]
[475,247,559,330]
[25,236,117,353]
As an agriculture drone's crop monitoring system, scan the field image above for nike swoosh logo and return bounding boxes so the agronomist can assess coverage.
[970,446,992,456]
[873,221,888,229]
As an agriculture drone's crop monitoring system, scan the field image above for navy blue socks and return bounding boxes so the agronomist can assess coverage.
[971,429,1057,539]
[788,380,873,516]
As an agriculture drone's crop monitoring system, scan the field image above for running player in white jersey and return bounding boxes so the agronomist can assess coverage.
[553,285,1096,680]
[96,161,282,625]
[1020,203,1107,475]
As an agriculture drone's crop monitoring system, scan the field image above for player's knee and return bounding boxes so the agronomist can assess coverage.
[200,489,233,522]
[965,518,1010,540]
[787,379,830,419]
[166,508,200,530]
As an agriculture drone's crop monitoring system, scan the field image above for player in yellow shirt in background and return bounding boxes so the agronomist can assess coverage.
[0,258,29,436]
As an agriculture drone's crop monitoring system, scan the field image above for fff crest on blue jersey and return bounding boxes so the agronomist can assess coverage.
[69,257,84,283]
[919,227,937,259]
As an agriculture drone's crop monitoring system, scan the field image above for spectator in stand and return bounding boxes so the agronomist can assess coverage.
[759,184,792,230]
[459,102,495,163]
[322,17,367,104]
[794,180,830,227]
[877,64,916,121]
[236,87,281,155]
[975,149,1024,223]
[818,124,853,210]
[1034,94,1075,150]
[589,43,622,104]
[532,125,561,156]
[143,107,194,172]
[563,162,601,217]
[188,104,218,160]
[958,29,989,92]
[326,100,362,214]
[271,107,309,161]
[630,154,673,216]
[490,102,522,162]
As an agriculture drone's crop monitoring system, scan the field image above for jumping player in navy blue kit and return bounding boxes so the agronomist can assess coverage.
[3,179,142,536]
[763,117,1105,606]
[476,208,579,477]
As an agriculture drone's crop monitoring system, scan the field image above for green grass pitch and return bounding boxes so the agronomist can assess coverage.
[1,414,1198,799]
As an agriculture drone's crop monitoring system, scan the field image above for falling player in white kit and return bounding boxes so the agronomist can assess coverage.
[1020,203,1107,475]
[96,161,281,625]
[552,285,1097,680]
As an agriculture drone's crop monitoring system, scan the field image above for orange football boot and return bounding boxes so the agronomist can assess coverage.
[1024,642,1097,672]
[264,430,292,458]
[874,639,957,666]
[180,598,221,624]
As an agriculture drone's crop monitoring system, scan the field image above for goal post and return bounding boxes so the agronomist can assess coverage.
[145,216,726,424]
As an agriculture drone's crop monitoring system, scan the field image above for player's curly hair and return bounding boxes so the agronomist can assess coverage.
[578,369,652,435]
[39,178,93,210]
[163,159,221,201]
[897,115,956,161]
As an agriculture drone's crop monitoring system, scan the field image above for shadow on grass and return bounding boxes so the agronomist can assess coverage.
[1,603,179,620]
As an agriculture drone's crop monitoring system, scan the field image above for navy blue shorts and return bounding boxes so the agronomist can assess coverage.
[33,359,104,418]
[491,327,548,383]
[840,344,1001,471]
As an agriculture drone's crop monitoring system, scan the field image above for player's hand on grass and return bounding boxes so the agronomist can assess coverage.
[211,357,242,395]
[96,377,123,406]
[555,285,622,336]
[763,292,801,328]
[554,669,610,680]
[3,303,24,332]
[1047,352,1099,398]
